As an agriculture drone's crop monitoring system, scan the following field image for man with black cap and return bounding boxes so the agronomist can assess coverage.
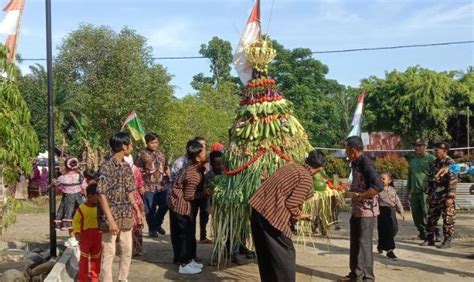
[404,138,435,240]
[421,142,457,249]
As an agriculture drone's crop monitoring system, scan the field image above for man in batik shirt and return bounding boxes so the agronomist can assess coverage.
[136,133,170,237]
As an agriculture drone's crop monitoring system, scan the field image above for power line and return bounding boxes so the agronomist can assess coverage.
[18,40,474,62]
[311,40,474,54]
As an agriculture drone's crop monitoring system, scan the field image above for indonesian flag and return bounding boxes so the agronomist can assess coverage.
[121,111,147,146]
[0,0,24,62]
[233,0,261,85]
[348,91,365,137]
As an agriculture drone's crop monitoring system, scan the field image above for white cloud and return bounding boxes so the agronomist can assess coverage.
[403,2,473,30]
[147,20,194,53]
[316,0,361,24]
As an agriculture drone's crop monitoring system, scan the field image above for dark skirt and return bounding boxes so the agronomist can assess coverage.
[55,193,82,231]
[377,206,398,251]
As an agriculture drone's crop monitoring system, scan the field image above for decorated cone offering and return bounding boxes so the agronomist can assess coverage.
[211,1,345,267]
[211,38,346,266]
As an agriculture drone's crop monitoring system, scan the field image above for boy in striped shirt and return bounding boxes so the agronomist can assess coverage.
[249,150,327,282]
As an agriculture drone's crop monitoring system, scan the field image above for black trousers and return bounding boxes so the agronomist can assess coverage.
[169,211,194,264]
[377,207,398,251]
[349,216,375,282]
[192,198,209,241]
[251,209,295,282]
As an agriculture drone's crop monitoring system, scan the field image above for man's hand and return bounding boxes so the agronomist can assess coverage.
[399,213,405,221]
[435,167,449,180]
[136,212,143,225]
[351,192,361,202]
[445,198,454,208]
[204,188,213,197]
[109,220,119,236]
[138,187,145,195]
[296,213,311,221]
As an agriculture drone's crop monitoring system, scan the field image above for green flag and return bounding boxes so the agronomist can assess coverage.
[121,111,146,146]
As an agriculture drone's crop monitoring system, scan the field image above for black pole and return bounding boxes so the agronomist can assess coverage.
[46,0,56,257]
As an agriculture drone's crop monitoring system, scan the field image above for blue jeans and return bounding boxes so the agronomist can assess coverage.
[143,189,169,233]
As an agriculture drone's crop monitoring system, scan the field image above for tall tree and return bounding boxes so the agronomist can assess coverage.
[53,24,175,154]
[361,66,471,145]
[191,36,237,89]
[19,64,79,151]
[0,45,39,182]
[269,39,347,146]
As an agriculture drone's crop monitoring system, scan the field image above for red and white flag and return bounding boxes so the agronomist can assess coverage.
[0,0,24,62]
[348,90,365,137]
[233,0,261,85]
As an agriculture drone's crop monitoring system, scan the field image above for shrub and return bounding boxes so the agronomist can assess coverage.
[375,156,408,179]
[325,154,350,178]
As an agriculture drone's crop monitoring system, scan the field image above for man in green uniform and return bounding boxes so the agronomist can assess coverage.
[421,142,457,249]
[405,139,435,240]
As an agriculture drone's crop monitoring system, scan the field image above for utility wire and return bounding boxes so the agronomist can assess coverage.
[311,40,474,54]
[18,40,474,62]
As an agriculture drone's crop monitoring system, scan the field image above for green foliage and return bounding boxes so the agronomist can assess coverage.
[0,45,39,182]
[0,198,26,231]
[193,36,234,86]
[362,66,473,145]
[374,156,409,179]
[269,40,353,147]
[324,154,350,178]
[55,25,172,142]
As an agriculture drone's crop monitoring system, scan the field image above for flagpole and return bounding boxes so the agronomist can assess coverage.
[45,0,57,257]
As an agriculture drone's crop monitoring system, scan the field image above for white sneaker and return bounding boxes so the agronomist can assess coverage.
[179,263,202,274]
[190,259,203,269]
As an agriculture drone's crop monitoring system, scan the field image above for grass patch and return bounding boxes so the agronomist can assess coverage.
[16,197,50,214]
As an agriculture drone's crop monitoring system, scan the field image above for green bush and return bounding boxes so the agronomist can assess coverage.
[325,154,350,178]
[375,156,408,179]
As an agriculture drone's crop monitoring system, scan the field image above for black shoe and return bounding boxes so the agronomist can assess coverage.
[437,239,452,249]
[334,225,341,231]
[377,247,383,254]
[149,231,158,238]
[386,251,397,260]
[420,239,435,246]
[418,232,427,240]
[157,226,166,235]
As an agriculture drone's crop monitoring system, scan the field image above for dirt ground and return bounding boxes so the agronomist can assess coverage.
[1,204,473,281]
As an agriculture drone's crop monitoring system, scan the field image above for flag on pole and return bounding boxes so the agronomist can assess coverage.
[121,111,146,146]
[348,91,365,137]
[233,0,261,85]
[0,0,24,62]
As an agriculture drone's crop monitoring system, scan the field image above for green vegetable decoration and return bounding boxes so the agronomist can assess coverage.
[313,179,327,192]
[211,37,338,267]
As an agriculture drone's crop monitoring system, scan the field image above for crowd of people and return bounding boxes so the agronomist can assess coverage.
[18,131,460,282]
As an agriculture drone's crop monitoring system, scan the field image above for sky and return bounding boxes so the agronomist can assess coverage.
[5,0,474,97]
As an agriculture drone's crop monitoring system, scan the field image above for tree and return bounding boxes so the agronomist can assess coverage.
[269,39,347,147]
[0,45,39,182]
[361,66,470,145]
[19,64,80,151]
[52,24,175,155]
[191,36,238,89]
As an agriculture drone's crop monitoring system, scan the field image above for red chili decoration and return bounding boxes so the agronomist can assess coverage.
[224,147,267,176]
[270,145,291,162]
[327,180,346,191]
